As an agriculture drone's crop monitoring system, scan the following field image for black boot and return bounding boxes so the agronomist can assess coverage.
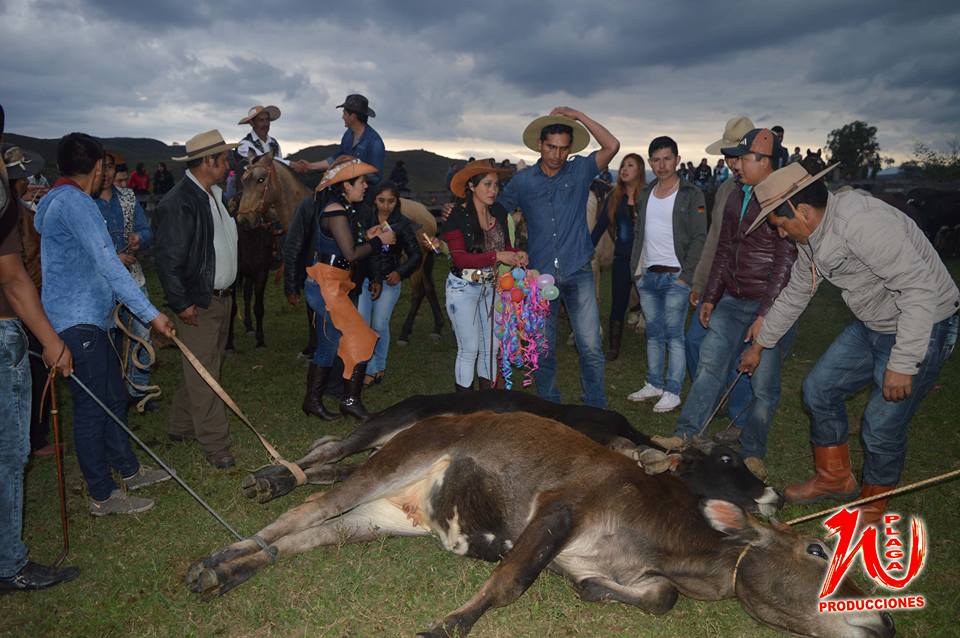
[302,364,337,420]
[605,320,623,361]
[340,363,371,420]
[455,382,473,392]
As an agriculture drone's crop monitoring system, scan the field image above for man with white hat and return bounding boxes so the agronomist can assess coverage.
[739,159,960,524]
[497,107,620,408]
[236,105,307,172]
[154,130,239,469]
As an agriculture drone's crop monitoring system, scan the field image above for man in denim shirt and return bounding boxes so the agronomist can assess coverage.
[34,133,175,516]
[498,107,619,408]
[302,94,385,182]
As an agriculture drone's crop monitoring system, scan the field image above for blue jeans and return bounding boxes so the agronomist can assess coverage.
[358,278,402,376]
[637,271,689,395]
[112,285,153,398]
[61,324,140,501]
[0,320,30,577]
[445,273,497,386]
[687,301,752,426]
[304,278,342,367]
[537,266,606,408]
[803,316,958,485]
[674,295,793,459]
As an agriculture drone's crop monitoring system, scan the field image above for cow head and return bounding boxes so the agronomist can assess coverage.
[672,443,783,517]
[702,500,895,638]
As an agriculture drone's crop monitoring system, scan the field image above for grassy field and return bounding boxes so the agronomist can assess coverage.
[5,261,959,638]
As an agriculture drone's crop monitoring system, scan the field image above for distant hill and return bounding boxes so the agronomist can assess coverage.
[4,133,454,192]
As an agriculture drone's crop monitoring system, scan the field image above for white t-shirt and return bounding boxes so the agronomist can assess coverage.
[643,189,680,269]
[186,170,238,290]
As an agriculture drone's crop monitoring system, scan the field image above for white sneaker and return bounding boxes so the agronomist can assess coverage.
[627,383,663,402]
[653,392,682,413]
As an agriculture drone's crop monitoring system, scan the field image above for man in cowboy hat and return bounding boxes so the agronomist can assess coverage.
[236,105,308,172]
[301,94,385,181]
[34,132,175,514]
[497,107,620,408]
[0,113,79,592]
[154,130,239,469]
[739,159,960,524]
[653,128,797,481]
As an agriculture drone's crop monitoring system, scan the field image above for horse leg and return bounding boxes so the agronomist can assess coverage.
[225,287,238,352]
[254,266,268,348]
[243,274,255,337]
[398,272,424,345]
[423,252,445,340]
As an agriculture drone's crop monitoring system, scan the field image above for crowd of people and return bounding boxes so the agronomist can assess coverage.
[1,95,956,596]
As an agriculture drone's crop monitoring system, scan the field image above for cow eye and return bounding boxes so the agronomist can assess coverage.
[806,543,828,560]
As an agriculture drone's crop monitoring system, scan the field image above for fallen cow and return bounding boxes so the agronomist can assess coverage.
[192,412,892,637]
[243,390,781,515]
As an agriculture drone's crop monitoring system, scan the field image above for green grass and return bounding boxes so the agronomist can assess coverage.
[6,261,959,637]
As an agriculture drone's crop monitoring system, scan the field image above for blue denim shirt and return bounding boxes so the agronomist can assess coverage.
[95,188,152,252]
[498,151,598,278]
[34,183,159,333]
[328,125,385,181]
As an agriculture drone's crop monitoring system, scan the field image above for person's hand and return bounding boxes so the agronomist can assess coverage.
[150,313,176,338]
[689,290,701,307]
[497,251,522,266]
[177,305,199,327]
[386,271,401,286]
[421,234,442,252]
[127,233,141,253]
[550,106,583,121]
[365,225,382,239]
[738,343,763,375]
[379,228,396,245]
[286,293,300,307]
[290,160,309,173]
[744,315,764,343]
[883,369,914,402]
[42,339,73,377]
[515,251,529,267]
[369,281,382,301]
[118,252,137,267]
[441,202,455,221]
[699,302,715,328]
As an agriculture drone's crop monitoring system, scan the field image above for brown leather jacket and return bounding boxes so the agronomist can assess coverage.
[703,185,797,316]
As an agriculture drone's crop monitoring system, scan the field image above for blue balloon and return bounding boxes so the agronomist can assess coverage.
[512,267,525,280]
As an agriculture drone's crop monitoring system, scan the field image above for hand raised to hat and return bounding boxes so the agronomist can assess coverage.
[550,106,582,120]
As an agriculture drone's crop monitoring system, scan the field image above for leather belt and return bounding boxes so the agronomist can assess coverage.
[0,315,17,321]
[452,267,494,283]
[211,288,232,298]
[647,265,680,273]
[315,252,352,271]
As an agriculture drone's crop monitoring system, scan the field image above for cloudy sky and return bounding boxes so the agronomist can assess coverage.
[2,0,958,167]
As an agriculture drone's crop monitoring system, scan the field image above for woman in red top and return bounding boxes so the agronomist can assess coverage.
[440,160,527,391]
[127,163,150,194]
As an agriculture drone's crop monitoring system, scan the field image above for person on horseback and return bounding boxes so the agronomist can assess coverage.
[300,94,384,182]
[236,105,308,173]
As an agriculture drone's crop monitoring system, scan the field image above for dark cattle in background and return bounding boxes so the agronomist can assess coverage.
[190,412,893,638]
[906,188,960,247]
[241,390,781,516]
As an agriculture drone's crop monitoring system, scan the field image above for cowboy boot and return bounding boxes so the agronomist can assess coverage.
[302,364,337,420]
[340,363,371,420]
[455,380,473,392]
[784,443,860,505]
[477,377,494,390]
[605,320,623,361]
[857,484,897,526]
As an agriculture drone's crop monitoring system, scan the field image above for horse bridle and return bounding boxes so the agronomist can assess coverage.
[242,158,276,228]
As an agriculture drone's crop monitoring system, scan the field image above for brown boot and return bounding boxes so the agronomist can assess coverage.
[784,443,860,505]
[605,320,623,361]
[340,363,371,421]
[477,377,494,390]
[302,364,337,420]
[857,484,896,526]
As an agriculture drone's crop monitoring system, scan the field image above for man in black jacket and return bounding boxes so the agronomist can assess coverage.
[153,130,239,469]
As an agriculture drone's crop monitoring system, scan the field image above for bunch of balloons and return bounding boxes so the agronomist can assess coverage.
[494,267,559,389]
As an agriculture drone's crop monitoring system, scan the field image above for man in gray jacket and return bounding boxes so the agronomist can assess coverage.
[740,161,959,525]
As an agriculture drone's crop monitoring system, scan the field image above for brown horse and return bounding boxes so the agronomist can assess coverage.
[227,152,311,349]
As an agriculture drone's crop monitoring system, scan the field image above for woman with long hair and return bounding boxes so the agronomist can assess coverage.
[283,156,395,420]
[356,180,421,386]
[590,153,646,360]
[440,159,527,391]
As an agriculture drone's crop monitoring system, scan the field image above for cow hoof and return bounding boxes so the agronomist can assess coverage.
[185,559,206,588]
[241,468,296,503]
[193,567,221,598]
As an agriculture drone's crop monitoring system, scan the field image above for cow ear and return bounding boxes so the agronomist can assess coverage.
[701,499,750,536]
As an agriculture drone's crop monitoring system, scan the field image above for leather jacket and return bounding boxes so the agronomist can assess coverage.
[703,186,797,316]
[282,195,317,296]
[357,206,422,283]
[152,177,218,312]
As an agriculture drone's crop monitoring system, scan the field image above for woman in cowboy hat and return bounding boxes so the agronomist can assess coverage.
[296,156,396,420]
[440,159,527,391]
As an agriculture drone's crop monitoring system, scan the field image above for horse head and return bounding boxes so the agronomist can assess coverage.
[236,151,276,229]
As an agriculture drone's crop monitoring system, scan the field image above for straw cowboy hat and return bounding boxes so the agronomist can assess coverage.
[238,105,281,125]
[2,144,44,181]
[746,161,839,234]
[450,159,512,198]
[315,156,378,192]
[705,116,755,155]
[172,130,238,162]
[522,115,590,154]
